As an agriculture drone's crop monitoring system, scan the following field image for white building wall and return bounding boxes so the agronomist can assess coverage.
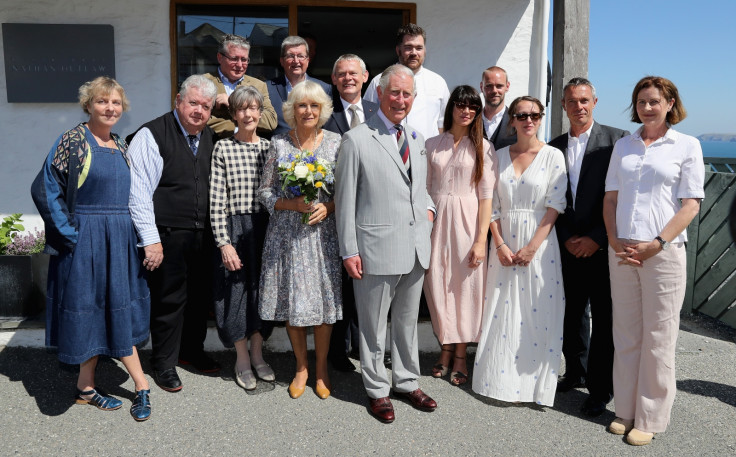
[0,0,548,227]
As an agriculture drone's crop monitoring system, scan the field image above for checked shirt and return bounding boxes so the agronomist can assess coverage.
[209,137,270,247]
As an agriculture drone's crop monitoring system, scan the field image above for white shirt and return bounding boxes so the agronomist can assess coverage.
[566,121,594,208]
[364,66,450,141]
[341,98,365,127]
[482,109,505,139]
[128,111,201,247]
[604,127,704,243]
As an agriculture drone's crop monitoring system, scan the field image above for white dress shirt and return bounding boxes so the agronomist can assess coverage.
[482,109,505,139]
[364,66,450,141]
[128,110,200,247]
[341,97,365,127]
[566,121,594,208]
[604,127,705,243]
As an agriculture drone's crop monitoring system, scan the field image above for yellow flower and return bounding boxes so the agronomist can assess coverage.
[317,165,324,172]
[307,164,315,172]
[315,181,323,188]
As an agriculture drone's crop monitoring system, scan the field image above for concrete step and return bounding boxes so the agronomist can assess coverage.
[0,321,461,354]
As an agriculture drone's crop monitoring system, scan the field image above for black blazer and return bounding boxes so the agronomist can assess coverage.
[266,74,332,136]
[483,106,516,151]
[550,122,629,248]
[322,94,378,135]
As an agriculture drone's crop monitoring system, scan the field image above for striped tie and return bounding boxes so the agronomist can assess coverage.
[394,124,409,164]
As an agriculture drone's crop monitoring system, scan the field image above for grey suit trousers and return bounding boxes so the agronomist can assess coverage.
[353,255,425,398]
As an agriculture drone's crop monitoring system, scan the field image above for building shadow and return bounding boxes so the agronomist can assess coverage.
[0,347,132,416]
[678,379,736,407]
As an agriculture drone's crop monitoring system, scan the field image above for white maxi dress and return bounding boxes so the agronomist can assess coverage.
[472,144,567,407]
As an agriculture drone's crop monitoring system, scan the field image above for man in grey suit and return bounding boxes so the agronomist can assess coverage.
[480,66,516,150]
[323,54,378,373]
[550,77,628,417]
[336,64,437,423]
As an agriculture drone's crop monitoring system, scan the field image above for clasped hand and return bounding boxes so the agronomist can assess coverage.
[496,244,535,267]
[611,239,660,267]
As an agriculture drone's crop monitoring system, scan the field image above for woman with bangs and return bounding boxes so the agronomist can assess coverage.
[257,81,342,400]
[424,85,496,386]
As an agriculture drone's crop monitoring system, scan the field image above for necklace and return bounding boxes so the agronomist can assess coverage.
[294,128,317,152]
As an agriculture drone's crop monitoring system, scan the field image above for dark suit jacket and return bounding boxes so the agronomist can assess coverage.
[483,107,516,150]
[322,93,378,135]
[266,74,332,136]
[550,122,628,248]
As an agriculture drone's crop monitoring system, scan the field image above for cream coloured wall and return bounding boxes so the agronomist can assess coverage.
[0,0,548,227]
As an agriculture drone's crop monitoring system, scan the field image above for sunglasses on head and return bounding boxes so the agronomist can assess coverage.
[512,112,543,121]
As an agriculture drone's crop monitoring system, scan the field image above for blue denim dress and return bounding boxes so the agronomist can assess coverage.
[45,127,150,364]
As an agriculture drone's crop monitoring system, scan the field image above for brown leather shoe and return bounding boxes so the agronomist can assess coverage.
[394,388,437,412]
[368,397,395,423]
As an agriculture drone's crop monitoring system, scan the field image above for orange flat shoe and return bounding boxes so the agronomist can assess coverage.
[288,379,306,399]
[315,381,331,399]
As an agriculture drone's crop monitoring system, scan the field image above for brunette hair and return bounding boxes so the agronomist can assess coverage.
[629,76,686,125]
[506,96,544,135]
[442,85,486,185]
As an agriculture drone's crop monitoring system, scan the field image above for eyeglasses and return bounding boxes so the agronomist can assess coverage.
[454,102,480,112]
[284,54,308,62]
[221,53,249,64]
[512,112,543,122]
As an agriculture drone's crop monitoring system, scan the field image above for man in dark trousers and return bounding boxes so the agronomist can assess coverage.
[550,77,628,416]
[322,53,378,372]
[128,74,221,393]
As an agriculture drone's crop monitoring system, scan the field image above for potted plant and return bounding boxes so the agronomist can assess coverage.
[0,213,47,319]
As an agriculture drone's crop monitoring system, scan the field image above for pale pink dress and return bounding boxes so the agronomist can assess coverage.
[424,133,496,344]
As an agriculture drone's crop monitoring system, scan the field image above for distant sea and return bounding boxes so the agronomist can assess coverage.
[701,141,736,159]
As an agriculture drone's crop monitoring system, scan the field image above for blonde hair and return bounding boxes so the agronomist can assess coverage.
[78,76,130,114]
[282,81,332,129]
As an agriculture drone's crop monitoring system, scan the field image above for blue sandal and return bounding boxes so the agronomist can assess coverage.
[75,388,123,411]
[130,389,151,422]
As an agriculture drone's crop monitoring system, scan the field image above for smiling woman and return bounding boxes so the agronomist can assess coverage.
[256,80,341,400]
[30,76,152,422]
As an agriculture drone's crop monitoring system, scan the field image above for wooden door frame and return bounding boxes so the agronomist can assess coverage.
[169,0,416,101]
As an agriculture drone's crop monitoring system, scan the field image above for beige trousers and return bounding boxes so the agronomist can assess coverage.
[608,243,686,433]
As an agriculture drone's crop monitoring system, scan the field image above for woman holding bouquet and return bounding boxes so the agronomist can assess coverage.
[257,81,342,400]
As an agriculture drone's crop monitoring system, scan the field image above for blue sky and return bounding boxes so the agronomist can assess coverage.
[561,0,734,137]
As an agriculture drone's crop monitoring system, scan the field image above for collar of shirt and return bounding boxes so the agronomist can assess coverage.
[376,109,404,148]
[632,125,679,145]
[567,121,595,145]
[482,108,505,136]
[341,97,363,123]
[217,67,243,94]
[173,110,201,141]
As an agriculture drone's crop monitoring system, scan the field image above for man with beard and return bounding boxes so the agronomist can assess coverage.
[480,66,515,150]
[364,24,449,141]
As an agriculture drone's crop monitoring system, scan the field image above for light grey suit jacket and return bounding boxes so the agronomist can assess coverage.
[335,113,434,276]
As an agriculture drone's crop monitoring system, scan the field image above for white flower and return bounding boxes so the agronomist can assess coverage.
[293,165,309,179]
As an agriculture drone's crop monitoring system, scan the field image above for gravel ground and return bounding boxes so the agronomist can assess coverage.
[0,313,734,456]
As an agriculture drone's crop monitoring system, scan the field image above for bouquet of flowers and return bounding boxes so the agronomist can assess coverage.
[278,149,335,224]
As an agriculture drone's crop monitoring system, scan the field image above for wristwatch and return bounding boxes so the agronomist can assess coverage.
[655,236,670,251]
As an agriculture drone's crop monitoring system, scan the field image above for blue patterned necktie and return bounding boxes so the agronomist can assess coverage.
[187,134,198,156]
